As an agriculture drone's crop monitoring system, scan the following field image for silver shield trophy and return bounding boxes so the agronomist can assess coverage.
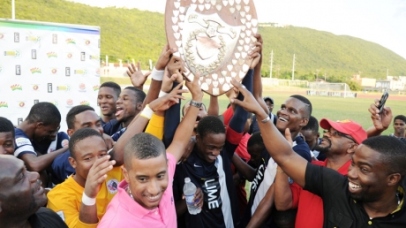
[165,0,258,96]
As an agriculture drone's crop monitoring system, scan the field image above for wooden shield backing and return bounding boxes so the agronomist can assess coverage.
[165,0,258,96]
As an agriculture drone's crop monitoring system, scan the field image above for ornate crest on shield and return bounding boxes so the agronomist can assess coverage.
[165,0,258,96]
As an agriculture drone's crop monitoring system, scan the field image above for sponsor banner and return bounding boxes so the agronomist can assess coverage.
[0,19,100,131]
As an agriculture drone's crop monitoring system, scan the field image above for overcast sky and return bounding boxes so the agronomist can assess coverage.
[71,0,406,60]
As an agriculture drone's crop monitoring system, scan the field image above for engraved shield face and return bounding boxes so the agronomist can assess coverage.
[166,0,258,96]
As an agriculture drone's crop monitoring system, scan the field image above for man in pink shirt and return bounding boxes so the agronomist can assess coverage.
[98,71,204,227]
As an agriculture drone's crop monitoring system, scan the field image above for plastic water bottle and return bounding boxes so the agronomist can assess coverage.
[183,177,201,215]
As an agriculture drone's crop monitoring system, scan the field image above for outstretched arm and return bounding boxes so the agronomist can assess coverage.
[167,75,203,161]
[230,79,308,187]
[142,45,175,106]
[251,34,268,114]
[207,95,219,116]
[19,147,68,172]
[112,85,187,165]
[162,56,185,147]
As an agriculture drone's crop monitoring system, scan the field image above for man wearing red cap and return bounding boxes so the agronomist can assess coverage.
[274,118,367,228]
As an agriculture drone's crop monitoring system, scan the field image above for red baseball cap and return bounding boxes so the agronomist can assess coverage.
[320,119,367,144]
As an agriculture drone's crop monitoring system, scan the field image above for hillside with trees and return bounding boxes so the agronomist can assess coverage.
[1,0,405,83]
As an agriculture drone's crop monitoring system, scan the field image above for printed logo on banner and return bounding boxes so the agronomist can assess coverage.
[80,100,90,105]
[85,40,91,45]
[17,118,23,125]
[30,68,42,74]
[31,49,37,59]
[10,84,22,91]
[66,38,76,44]
[32,84,40,91]
[56,85,70,91]
[34,99,39,104]
[18,101,26,108]
[4,50,20,57]
[47,52,58,58]
[47,83,53,93]
[15,65,21,75]
[52,34,58,44]
[66,99,74,107]
[66,53,73,59]
[51,101,59,107]
[65,67,71,76]
[14,32,19,43]
[26,35,41,43]
[0,66,2,73]
[74,69,87,76]
[0,33,4,39]
[78,83,86,92]
[0,102,8,108]
[93,85,99,91]
[81,52,85,61]
[51,68,58,74]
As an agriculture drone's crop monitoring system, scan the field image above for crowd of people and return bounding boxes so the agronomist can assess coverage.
[1,34,406,228]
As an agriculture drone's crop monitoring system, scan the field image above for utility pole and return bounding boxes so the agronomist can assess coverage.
[291,53,295,81]
[12,0,15,20]
[270,50,273,78]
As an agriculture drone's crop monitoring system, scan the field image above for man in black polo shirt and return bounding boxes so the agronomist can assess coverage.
[230,80,406,228]
[0,155,67,227]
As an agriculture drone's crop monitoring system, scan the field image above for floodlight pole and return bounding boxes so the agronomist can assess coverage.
[291,53,295,81]
[270,50,273,78]
[11,0,15,20]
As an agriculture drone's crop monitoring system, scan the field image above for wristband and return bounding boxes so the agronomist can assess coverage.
[82,193,96,206]
[151,67,164,81]
[189,100,203,109]
[140,105,154,119]
[159,91,168,97]
[260,115,270,123]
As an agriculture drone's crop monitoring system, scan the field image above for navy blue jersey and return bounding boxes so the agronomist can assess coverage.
[102,119,123,136]
[14,129,69,157]
[51,150,75,185]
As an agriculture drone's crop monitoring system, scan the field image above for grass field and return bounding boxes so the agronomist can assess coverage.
[181,90,404,135]
[101,77,405,135]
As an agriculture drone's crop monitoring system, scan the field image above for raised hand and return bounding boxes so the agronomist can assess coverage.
[249,33,263,69]
[161,56,185,93]
[185,73,203,102]
[181,185,203,210]
[230,79,265,117]
[84,155,116,198]
[149,83,188,112]
[369,99,392,131]
[167,55,186,78]
[155,44,176,70]
[126,62,151,89]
